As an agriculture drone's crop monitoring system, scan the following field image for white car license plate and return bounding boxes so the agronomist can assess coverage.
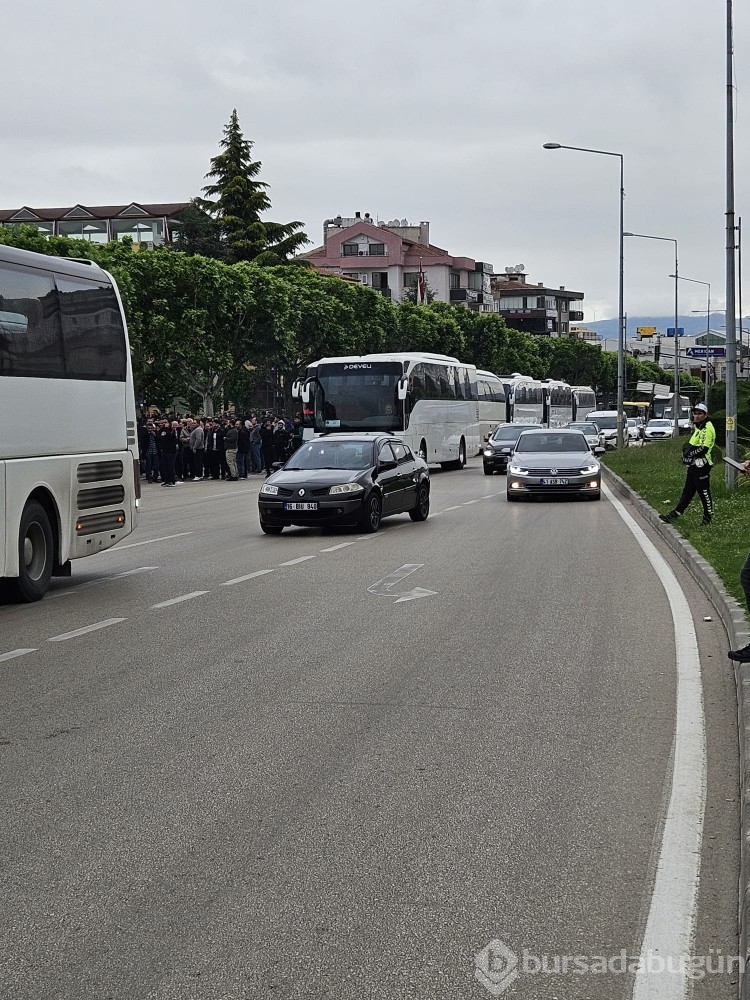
[284,502,318,511]
[541,478,569,485]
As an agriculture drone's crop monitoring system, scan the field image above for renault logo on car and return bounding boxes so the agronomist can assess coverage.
[298,489,305,496]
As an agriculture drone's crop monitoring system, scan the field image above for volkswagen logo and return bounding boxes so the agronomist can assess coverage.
[550,468,558,475]
[298,488,305,496]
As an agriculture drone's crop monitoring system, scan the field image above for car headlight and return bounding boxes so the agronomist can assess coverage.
[501,447,512,454]
[508,464,528,475]
[580,464,599,475]
[329,482,364,495]
[483,449,494,457]
[260,483,279,495]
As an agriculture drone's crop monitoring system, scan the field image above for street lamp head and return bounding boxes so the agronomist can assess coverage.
[542,142,561,149]
[623,232,635,237]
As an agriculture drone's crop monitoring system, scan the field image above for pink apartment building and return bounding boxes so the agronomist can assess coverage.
[300,213,498,312]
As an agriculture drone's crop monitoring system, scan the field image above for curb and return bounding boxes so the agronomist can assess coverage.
[602,466,750,996]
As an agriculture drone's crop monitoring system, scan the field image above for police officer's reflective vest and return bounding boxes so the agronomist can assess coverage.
[688,420,716,465]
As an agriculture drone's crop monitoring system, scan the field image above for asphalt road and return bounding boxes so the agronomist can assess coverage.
[0,463,739,999]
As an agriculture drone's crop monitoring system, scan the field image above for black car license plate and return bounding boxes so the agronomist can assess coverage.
[284,502,318,511]
[541,478,569,485]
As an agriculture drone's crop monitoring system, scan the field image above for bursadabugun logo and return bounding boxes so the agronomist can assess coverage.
[474,939,519,995]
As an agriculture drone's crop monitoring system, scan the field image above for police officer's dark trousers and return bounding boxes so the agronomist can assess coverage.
[674,464,713,520]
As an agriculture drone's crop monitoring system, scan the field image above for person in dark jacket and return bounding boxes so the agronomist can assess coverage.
[260,419,276,476]
[223,421,239,480]
[237,421,251,479]
[273,420,289,463]
[157,420,179,486]
[291,414,304,452]
[205,420,224,480]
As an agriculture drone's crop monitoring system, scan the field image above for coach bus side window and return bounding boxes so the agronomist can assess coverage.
[409,364,424,401]
[0,264,64,378]
[56,276,127,381]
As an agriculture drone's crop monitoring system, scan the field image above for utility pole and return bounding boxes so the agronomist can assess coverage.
[725,0,738,486]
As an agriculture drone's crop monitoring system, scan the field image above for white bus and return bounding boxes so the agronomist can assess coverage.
[294,352,481,468]
[475,369,507,440]
[0,245,140,601]
[544,379,574,427]
[499,374,545,425]
[571,385,597,420]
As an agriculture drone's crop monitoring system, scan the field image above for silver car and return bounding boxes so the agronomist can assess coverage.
[507,428,602,501]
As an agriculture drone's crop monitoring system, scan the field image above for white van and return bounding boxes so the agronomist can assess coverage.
[585,410,626,449]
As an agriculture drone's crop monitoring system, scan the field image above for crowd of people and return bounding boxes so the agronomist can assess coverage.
[137,412,304,486]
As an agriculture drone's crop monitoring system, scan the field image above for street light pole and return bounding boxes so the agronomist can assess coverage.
[725,0,738,486]
[625,233,679,436]
[544,142,626,448]
[675,276,711,400]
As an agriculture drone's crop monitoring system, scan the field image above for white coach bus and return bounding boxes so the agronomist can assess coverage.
[0,245,140,601]
[475,369,507,441]
[294,352,481,468]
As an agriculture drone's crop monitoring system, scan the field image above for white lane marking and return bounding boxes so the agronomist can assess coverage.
[462,499,481,505]
[368,564,437,603]
[480,495,495,499]
[443,505,462,511]
[48,566,158,599]
[222,569,276,586]
[278,556,317,566]
[320,542,356,552]
[0,648,36,663]
[116,532,193,550]
[48,618,126,642]
[151,591,208,609]
[355,535,379,541]
[604,483,706,1000]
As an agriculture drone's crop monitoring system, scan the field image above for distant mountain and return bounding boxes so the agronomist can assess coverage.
[583,316,735,339]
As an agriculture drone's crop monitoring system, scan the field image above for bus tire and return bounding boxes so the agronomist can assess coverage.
[359,493,382,533]
[442,438,467,471]
[13,500,54,602]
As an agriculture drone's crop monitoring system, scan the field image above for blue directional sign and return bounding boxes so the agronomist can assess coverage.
[666,327,685,337]
[685,346,726,358]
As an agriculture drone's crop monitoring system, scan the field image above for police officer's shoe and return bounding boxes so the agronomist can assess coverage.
[700,516,713,526]
[659,510,679,524]
[728,643,750,663]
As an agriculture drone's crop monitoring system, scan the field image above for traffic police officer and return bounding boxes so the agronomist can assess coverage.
[659,401,716,526]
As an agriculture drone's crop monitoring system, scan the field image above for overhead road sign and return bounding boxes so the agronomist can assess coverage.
[637,326,658,338]
[685,347,726,358]
[666,327,685,337]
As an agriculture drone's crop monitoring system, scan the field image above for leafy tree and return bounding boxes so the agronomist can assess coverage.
[198,109,309,265]
[170,198,223,259]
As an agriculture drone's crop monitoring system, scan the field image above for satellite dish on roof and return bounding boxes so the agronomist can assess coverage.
[401,218,408,226]
[389,219,399,226]
[515,264,525,272]
[505,267,515,274]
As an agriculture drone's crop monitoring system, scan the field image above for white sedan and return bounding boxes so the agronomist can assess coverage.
[644,419,675,441]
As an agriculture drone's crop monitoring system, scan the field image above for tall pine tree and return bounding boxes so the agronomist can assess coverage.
[198,110,308,265]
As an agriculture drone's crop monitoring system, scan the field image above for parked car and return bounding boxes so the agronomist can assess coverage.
[483,424,528,474]
[257,433,430,534]
[584,410,626,449]
[644,418,675,441]
[626,418,642,444]
[507,428,601,501]
[566,421,605,454]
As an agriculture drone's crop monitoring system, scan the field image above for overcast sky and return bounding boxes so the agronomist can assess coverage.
[3,0,747,321]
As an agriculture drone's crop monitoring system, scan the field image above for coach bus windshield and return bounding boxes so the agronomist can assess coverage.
[311,362,404,433]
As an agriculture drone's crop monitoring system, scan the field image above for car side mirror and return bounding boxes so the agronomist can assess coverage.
[379,459,397,471]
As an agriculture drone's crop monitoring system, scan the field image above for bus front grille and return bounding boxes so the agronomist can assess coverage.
[77,460,124,483]
[75,511,127,535]
[77,486,126,510]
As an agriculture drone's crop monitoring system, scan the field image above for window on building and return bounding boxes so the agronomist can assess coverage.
[342,243,359,256]
[368,243,385,256]
[371,272,388,289]
[449,272,460,290]
[403,272,418,288]
[468,271,482,291]
[499,296,524,311]
[545,297,556,309]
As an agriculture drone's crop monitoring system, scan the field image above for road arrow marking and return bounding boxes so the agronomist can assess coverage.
[368,564,437,603]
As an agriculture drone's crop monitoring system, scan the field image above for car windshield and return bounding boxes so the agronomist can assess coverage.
[648,420,672,428]
[628,419,636,427]
[491,426,523,441]
[569,423,596,434]
[285,441,374,470]
[589,414,617,429]
[515,433,588,453]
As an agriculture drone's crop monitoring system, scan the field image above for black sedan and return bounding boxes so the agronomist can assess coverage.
[257,434,430,534]
[483,424,528,474]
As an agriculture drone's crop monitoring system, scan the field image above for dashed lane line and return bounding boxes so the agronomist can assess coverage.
[320,542,356,552]
[278,556,317,566]
[151,591,209,609]
[48,619,126,642]
[116,532,193,550]
[222,569,276,586]
[48,566,159,599]
[0,648,36,663]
